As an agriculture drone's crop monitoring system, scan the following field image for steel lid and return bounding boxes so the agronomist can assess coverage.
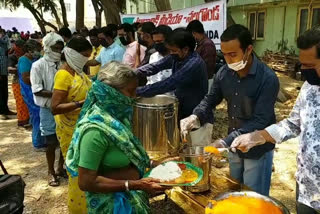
[135,95,178,108]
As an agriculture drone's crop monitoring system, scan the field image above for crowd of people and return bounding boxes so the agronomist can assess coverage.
[0,19,319,214]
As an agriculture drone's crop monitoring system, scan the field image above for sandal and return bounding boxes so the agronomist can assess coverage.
[48,174,60,187]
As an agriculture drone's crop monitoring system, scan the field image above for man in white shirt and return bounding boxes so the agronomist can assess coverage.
[231,27,320,213]
[146,25,174,96]
[30,32,65,187]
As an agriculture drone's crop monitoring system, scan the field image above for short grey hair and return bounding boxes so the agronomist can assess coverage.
[97,61,137,89]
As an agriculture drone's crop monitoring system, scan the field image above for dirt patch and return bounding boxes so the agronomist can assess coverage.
[0,73,302,214]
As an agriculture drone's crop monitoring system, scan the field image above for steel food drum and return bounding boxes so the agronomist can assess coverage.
[133,95,180,158]
[179,146,211,193]
[212,191,290,214]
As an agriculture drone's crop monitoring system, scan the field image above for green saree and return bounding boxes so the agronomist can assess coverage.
[66,80,151,214]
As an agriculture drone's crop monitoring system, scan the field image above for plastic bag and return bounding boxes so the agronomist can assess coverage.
[189,123,213,146]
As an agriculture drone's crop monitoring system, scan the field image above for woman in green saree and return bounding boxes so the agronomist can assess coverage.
[66,61,169,214]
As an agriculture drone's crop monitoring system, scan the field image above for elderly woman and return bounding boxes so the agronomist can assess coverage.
[17,39,45,149]
[51,36,92,213]
[66,61,169,214]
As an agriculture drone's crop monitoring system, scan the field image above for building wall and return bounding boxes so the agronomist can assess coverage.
[229,3,299,56]
[228,0,286,7]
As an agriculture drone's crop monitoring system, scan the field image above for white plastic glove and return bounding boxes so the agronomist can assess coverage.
[231,131,266,153]
[180,114,200,141]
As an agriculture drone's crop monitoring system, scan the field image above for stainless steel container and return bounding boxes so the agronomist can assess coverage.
[133,95,180,158]
[211,191,290,214]
[180,146,211,193]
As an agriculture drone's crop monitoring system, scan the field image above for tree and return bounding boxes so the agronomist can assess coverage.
[76,0,85,31]
[59,0,69,27]
[41,0,62,28]
[1,0,69,34]
[91,0,104,27]
[101,0,121,25]
[99,0,126,25]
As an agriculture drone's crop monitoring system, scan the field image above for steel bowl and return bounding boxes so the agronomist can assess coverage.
[211,191,290,214]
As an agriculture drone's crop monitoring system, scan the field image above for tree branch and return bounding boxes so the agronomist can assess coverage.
[46,0,62,28]
[59,0,69,27]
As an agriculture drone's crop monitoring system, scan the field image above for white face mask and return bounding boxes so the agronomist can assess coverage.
[63,47,89,76]
[227,60,248,71]
[227,51,249,71]
[48,51,62,62]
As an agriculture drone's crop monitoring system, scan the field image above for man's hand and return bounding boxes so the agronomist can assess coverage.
[180,115,200,141]
[231,131,267,153]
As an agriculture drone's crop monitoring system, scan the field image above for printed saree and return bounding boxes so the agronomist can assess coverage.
[66,80,151,214]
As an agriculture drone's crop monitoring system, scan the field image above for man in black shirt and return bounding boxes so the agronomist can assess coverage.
[180,25,279,196]
[137,22,156,67]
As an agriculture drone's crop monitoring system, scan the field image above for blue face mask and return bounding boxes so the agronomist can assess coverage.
[301,69,320,85]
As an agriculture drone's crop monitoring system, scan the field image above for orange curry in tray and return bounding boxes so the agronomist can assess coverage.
[206,196,283,214]
[167,163,198,184]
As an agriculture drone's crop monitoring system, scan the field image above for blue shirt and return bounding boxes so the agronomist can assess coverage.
[193,55,280,159]
[136,52,208,120]
[96,42,125,66]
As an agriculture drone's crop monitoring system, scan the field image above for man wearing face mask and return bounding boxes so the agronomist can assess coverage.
[108,23,125,50]
[86,26,125,67]
[180,25,280,196]
[30,32,66,186]
[136,29,208,121]
[147,25,173,90]
[119,23,146,68]
[186,20,216,91]
[137,22,156,67]
[231,27,320,213]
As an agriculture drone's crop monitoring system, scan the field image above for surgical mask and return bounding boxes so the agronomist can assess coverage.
[227,51,249,71]
[119,36,130,46]
[301,69,320,86]
[154,42,167,56]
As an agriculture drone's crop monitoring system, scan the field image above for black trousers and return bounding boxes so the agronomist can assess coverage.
[296,183,320,214]
[0,75,9,114]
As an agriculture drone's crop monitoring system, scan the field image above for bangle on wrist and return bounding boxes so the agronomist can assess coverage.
[125,180,130,192]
